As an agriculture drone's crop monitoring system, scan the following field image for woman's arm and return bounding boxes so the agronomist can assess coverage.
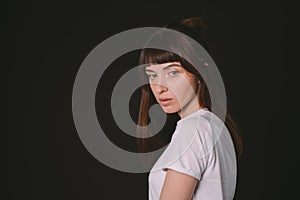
[160,169,198,200]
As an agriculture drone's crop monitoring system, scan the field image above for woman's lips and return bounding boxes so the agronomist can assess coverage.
[159,98,173,106]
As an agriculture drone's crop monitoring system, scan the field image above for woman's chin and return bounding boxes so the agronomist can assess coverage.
[160,106,179,114]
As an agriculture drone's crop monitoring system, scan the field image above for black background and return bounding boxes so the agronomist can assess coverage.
[5,0,295,199]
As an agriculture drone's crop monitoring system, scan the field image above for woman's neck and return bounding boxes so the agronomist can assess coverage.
[178,98,202,118]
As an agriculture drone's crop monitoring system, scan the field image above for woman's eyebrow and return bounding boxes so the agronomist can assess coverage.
[145,69,155,73]
[163,63,181,70]
[145,63,181,72]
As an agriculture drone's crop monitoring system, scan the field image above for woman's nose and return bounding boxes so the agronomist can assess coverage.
[153,83,168,94]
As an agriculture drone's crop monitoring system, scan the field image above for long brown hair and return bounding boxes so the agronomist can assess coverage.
[136,16,242,159]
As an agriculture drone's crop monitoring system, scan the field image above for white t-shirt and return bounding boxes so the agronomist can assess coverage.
[148,108,237,200]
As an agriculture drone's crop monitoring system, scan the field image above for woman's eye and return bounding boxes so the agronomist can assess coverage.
[147,74,157,79]
[168,70,179,76]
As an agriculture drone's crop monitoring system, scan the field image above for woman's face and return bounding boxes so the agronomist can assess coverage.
[145,62,200,118]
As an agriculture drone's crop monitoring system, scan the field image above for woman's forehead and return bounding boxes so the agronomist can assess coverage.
[145,62,182,71]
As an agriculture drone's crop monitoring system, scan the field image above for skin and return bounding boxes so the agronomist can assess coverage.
[160,169,198,200]
[145,61,201,199]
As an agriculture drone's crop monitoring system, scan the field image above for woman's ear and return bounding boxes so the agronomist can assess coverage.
[196,80,201,93]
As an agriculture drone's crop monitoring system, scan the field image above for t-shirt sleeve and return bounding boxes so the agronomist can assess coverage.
[154,117,214,181]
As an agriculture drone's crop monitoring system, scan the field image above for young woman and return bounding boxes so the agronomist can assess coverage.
[137,16,242,200]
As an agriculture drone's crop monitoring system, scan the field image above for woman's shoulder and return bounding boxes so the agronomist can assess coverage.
[172,114,210,144]
[177,108,226,132]
[174,109,226,154]
[176,108,212,132]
